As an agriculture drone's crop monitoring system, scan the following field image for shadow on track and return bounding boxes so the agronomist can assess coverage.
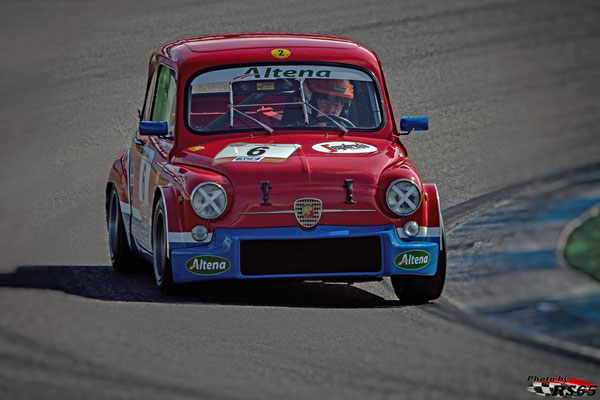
[0,265,402,308]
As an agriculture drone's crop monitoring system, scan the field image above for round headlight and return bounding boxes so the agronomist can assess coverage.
[386,179,422,216]
[191,183,227,219]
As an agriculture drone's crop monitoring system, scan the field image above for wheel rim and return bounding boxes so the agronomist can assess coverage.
[108,192,119,260]
[153,209,166,283]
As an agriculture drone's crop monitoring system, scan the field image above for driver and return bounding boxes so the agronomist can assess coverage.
[305,79,354,122]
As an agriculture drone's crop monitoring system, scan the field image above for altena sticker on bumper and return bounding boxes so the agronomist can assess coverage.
[394,250,431,270]
[186,255,231,275]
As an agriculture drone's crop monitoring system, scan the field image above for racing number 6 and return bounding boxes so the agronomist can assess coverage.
[247,146,269,156]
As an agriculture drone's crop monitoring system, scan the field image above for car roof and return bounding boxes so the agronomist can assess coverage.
[156,33,381,73]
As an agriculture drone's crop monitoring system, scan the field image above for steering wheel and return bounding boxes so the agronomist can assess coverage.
[314,115,356,128]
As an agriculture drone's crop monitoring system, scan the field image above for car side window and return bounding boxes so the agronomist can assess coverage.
[151,65,177,134]
[142,59,157,121]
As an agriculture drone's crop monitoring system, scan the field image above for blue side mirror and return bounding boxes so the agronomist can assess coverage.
[139,121,168,136]
[400,116,429,134]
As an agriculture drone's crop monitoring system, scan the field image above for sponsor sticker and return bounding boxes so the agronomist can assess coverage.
[257,81,275,90]
[526,376,597,397]
[192,65,372,85]
[235,67,332,80]
[271,49,291,59]
[312,142,377,154]
[394,250,431,270]
[186,255,231,275]
[188,145,206,152]
[213,143,300,165]
[233,156,263,162]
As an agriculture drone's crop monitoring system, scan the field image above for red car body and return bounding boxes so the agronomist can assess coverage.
[106,33,445,302]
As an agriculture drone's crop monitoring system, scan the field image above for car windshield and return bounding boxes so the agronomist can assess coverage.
[187,65,383,134]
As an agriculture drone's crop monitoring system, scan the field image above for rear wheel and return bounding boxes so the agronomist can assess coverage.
[152,200,175,295]
[391,229,447,304]
[107,187,142,272]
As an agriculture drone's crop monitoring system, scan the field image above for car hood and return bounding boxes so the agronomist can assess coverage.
[172,135,408,191]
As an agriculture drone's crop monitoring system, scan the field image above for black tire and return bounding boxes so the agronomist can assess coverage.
[107,187,143,272]
[391,229,447,304]
[152,200,175,295]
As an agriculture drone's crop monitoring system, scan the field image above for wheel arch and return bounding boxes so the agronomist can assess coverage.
[151,185,183,254]
[422,183,444,250]
[106,151,130,222]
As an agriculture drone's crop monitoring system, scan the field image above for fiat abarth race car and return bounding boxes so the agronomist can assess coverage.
[106,33,445,303]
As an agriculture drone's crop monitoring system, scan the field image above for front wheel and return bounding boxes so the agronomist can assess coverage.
[391,230,447,304]
[152,200,175,295]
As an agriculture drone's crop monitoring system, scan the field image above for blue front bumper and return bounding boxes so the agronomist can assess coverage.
[170,225,440,283]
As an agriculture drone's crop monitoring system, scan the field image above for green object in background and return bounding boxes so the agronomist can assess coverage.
[564,215,600,281]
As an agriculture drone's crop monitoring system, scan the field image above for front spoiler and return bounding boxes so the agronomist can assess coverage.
[169,225,440,283]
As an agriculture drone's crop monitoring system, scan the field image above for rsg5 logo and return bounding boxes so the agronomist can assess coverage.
[527,376,597,397]
[550,385,597,397]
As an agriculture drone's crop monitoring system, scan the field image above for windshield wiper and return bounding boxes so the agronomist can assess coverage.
[229,82,273,134]
[228,104,274,134]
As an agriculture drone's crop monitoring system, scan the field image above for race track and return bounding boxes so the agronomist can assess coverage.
[1,1,599,398]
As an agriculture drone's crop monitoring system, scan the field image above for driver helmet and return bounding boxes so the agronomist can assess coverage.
[306,79,354,106]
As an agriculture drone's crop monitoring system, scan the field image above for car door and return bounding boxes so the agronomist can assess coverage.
[130,62,177,252]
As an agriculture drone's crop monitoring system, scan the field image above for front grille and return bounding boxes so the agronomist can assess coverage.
[293,198,322,228]
[240,236,381,276]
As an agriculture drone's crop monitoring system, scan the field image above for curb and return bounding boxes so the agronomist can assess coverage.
[439,295,600,365]
[440,165,600,364]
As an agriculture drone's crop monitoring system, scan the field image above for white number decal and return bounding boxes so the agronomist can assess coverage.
[138,147,155,205]
[213,143,300,165]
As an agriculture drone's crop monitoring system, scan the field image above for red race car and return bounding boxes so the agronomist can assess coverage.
[106,33,445,303]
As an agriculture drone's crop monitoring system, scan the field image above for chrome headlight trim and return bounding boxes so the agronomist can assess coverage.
[385,179,422,216]
[191,182,227,219]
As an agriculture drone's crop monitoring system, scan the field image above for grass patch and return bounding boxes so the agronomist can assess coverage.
[564,215,600,281]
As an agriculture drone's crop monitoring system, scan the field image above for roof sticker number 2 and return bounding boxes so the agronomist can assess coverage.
[271,49,291,59]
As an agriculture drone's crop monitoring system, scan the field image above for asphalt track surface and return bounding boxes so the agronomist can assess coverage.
[1,1,599,398]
